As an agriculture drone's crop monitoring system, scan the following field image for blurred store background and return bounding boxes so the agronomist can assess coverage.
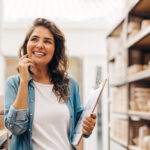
[1,0,150,150]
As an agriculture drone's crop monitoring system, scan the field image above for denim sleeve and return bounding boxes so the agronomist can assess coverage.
[74,80,91,139]
[4,78,29,135]
[74,82,83,127]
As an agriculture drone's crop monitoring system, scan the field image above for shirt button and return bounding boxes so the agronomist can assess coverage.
[29,129,31,132]
[30,114,32,116]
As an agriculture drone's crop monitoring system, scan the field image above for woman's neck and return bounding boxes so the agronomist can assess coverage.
[32,67,51,84]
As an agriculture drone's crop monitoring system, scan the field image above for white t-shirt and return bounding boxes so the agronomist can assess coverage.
[32,81,72,150]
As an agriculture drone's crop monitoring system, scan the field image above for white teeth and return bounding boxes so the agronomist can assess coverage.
[33,52,45,56]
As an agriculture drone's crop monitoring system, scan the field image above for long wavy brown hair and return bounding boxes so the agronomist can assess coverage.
[19,18,69,102]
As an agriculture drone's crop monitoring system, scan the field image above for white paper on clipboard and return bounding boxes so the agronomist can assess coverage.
[72,77,107,146]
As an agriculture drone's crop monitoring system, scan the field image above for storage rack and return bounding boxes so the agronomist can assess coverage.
[0,95,11,149]
[107,0,150,150]
[0,129,11,150]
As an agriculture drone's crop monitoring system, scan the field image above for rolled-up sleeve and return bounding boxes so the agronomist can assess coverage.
[4,77,29,135]
[73,79,91,139]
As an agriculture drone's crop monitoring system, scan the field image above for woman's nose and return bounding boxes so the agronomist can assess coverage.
[36,41,44,49]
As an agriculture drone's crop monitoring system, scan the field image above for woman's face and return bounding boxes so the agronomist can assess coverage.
[27,26,55,67]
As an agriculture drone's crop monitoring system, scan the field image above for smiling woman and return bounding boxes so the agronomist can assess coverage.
[4,18,96,150]
[18,18,69,98]
[27,26,55,68]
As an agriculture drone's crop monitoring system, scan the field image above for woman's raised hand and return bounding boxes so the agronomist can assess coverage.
[18,54,34,82]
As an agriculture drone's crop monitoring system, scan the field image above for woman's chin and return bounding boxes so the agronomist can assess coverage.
[34,61,47,67]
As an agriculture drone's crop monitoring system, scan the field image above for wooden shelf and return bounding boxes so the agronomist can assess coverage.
[111,136,128,147]
[107,0,140,37]
[107,1,150,150]
[0,129,11,146]
[128,145,145,150]
[112,110,150,120]
[111,69,150,87]
[127,69,150,83]
[127,26,150,48]
[107,16,125,37]
[112,111,128,115]
[112,112,128,120]
[110,80,127,87]
[131,0,150,16]
[128,110,150,120]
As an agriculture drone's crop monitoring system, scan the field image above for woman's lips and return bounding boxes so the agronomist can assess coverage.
[32,51,46,56]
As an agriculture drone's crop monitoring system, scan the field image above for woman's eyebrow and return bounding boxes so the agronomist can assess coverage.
[44,37,54,41]
[30,35,39,39]
[31,35,54,41]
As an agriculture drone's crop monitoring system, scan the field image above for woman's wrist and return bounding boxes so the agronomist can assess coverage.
[20,79,29,85]
[13,79,28,110]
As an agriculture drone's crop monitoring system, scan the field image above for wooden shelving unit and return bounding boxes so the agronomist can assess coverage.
[126,26,150,48]
[131,0,150,15]
[127,69,150,82]
[111,69,150,87]
[0,129,8,146]
[0,129,11,149]
[107,0,150,150]
[128,110,150,120]
[111,136,128,148]
[128,145,145,150]
[0,95,11,149]
[107,0,140,37]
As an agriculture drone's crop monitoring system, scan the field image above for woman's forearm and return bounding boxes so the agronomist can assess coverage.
[13,80,28,109]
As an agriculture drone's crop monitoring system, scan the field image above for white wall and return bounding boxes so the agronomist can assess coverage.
[2,21,108,150]
[2,23,29,57]
[2,22,106,57]
[60,23,106,57]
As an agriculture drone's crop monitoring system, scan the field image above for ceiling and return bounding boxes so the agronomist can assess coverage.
[3,0,126,29]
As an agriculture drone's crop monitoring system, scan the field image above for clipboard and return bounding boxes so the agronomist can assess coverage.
[72,77,107,146]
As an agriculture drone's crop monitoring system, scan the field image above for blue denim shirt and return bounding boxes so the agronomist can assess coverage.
[4,74,85,150]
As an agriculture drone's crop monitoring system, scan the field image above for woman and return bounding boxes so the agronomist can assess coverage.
[4,18,96,150]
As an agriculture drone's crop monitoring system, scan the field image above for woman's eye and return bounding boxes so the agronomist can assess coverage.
[31,38,37,42]
[44,41,51,44]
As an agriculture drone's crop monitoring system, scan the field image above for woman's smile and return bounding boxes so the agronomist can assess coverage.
[32,51,46,56]
[27,26,55,66]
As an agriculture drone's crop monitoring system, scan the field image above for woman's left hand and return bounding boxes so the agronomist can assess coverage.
[82,113,96,135]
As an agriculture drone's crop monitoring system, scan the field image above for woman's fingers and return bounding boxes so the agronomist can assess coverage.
[20,54,28,59]
[83,121,94,130]
[82,113,97,135]
[82,122,94,135]
[82,124,92,135]
[18,55,35,81]
[19,57,34,64]
[19,55,34,71]
[91,113,96,119]
[83,118,95,126]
